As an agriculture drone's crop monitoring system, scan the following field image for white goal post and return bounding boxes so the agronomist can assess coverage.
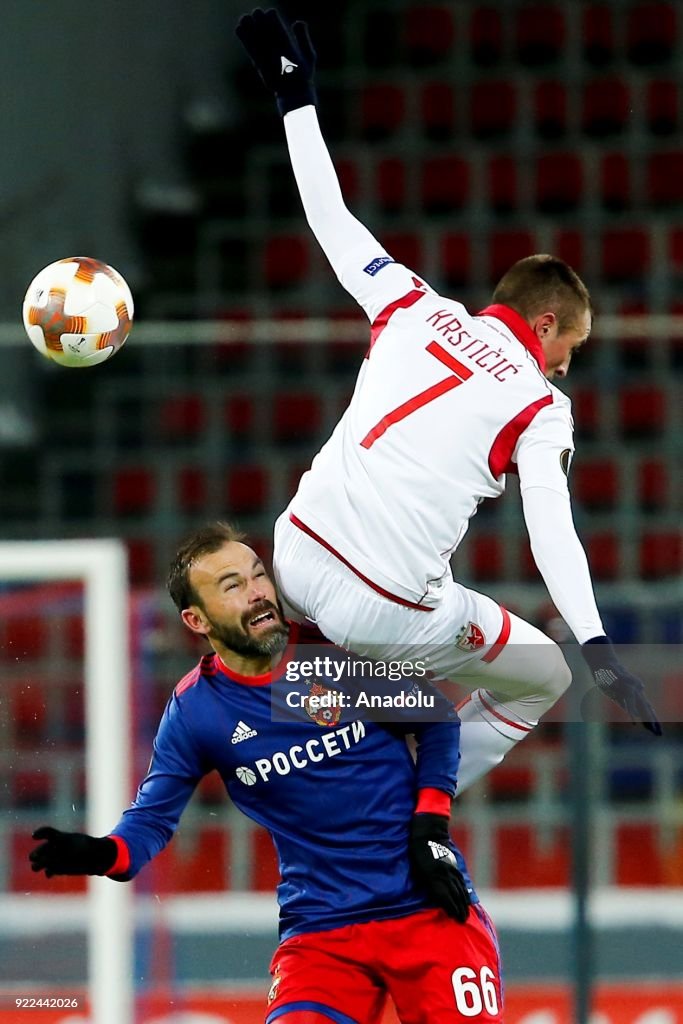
[0,540,132,1024]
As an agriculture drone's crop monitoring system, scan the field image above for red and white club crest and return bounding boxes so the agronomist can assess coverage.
[456,622,486,652]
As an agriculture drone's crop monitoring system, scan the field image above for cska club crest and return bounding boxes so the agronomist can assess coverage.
[456,621,486,652]
[305,679,344,727]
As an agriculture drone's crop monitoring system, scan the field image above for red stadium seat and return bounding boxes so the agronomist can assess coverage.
[2,615,49,661]
[669,228,683,271]
[495,824,570,887]
[12,770,52,809]
[515,4,566,66]
[470,534,504,581]
[336,157,361,204]
[360,84,406,141]
[158,394,206,441]
[637,458,669,512]
[618,385,665,438]
[488,230,536,285]
[533,80,568,140]
[646,152,683,207]
[488,155,519,214]
[113,468,156,517]
[252,825,280,891]
[176,466,209,514]
[126,539,155,586]
[582,4,616,66]
[404,4,456,66]
[600,152,632,212]
[668,299,683,369]
[381,231,423,270]
[616,301,650,369]
[469,81,517,139]
[639,531,683,579]
[420,81,456,141]
[226,465,269,514]
[11,681,48,745]
[376,157,407,215]
[420,156,470,214]
[571,386,599,440]
[224,394,255,441]
[581,77,630,137]
[646,79,679,136]
[272,393,323,445]
[626,2,677,65]
[11,831,85,894]
[534,153,583,213]
[585,533,620,581]
[440,233,472,289]
[554,230,585,274]
[263,234,310,289]
[470,6,503,66]
[573,458,618,511]
[600,228,650,283]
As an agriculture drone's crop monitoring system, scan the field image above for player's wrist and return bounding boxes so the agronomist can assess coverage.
[414,787,452,817]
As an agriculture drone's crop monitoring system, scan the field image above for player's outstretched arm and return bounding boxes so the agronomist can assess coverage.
[236,9,388,289]
[29,827,118,877]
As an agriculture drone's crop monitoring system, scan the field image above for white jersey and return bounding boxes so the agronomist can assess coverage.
[282,106,603,642]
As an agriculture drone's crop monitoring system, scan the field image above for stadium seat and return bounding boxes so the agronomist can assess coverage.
[469,6,503,66]
[581,77,630,137]
[113,468,156,517]
[618,385,666,438]
[263,234,310,290]
[600,228,650,284]
[488,230,536,285]
[495,824,570,887]
[252,825,281,891]
[440,232,472,289]
[488,155,519,214]
[554,229,585,274]
[668,300,683,370]
[637,458,669,512]
[11,681,48,746]
[585,533,620,581]
[420,81,456,141]
[514,4,566,66]
[12,770,52,810]
[470,534,504,581]
[646,152,683,207]
[157,394,206,443]
[64,614,85,659]
[639,530,683,579]
[616,301,650,369]
[582,3,616,66]
[469,81,517,139]
[360,84,406,141]
[534,153,583,213]
[272,393,323,446]
[569,387,599,441]
[626,2,677,65]
[376,157,407,215]
[381,231,423,270]
[573,458,618,511]
[669,229,683,272]
[336,157,361,204]
[224,394,255,442]
[420,156,470,215]
[646,79,679,136]
[176,466,209,514]
[126,539,156,586]
[143,826,228,893]
[11,831,85,894]
[226,465,269,515]
[404,4,456,66]
[2,614,49,661]
[600,152,632,212]
[533,80,568,140]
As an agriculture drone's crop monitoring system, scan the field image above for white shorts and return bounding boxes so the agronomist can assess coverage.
[273,511,568,705]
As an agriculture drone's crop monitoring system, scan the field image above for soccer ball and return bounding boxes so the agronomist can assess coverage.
[22,256,134,368]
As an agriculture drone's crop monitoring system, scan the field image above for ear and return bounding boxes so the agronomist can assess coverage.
[181,606,210,638]
[531,311,557,340]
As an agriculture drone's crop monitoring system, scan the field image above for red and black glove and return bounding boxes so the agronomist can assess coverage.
[409,813,470,923]
[29,827,117,877]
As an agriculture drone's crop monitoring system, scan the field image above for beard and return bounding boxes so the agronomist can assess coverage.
[207,599,289,659]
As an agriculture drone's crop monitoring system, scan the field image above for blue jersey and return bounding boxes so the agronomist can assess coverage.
[111,624,477,940]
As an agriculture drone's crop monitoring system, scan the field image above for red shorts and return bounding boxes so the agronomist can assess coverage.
[265,905,503,1024]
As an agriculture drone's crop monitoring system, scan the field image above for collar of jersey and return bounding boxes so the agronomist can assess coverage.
[476,303,547,373]
[213,644,293,687]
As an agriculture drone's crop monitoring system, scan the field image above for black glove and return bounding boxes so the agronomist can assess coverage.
[409,813,470,923]
[29,827,117,878]
[236,8,316,117]
[581,636,662,736]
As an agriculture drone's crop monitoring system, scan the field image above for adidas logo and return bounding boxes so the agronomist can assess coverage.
[231,720,258,744]
[428,840,457,866]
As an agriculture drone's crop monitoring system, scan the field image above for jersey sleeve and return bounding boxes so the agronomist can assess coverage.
[108,694,206,879]
[283,105,432,321]
[516,398,604,642]
[382,678,461,798]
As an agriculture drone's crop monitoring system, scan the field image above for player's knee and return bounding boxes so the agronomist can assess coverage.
[543,643,572,701]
